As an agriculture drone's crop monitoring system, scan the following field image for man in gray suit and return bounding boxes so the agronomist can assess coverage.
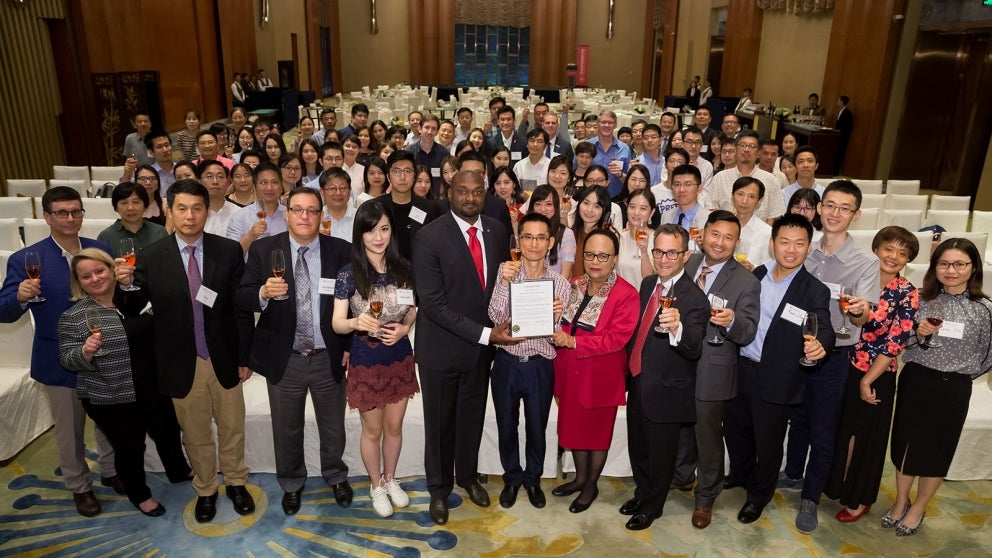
[671,210,761,529]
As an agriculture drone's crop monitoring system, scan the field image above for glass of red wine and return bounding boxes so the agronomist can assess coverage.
[924,315,943,348]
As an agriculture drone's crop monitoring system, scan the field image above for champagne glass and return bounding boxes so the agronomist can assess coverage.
[707,293,726,346]
[509,235,522,263]
[734,239,750,264]
[654,290,676,333]
[368,284,385,338]
[835,285,852,336]
[85,308,109,357]
[602,212,614,231]
[119,238,140,291]
[800,312,818,366]
[270,249,289,301]
[320,213,332,236]
[563,185,576,205]
[256,209,269,238]
[923,300,943,348]
[632,224,648,260]
[24,251,45,302]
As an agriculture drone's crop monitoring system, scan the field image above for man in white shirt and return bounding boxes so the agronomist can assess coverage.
[780,146,825,204]
[231,73,246,108]
[734,88,753,113]
[682,127,714,189]
[199,160,240,236]
[706,131,783,224]
[721,114,742,140]
[318,168,357,243]
[454,107,474,145]
[123,112,154,167]
[145,130,176,197]
[312,109,337,145]
[257,69,274,90]
[757,140,790,189]
[512,128,551,189]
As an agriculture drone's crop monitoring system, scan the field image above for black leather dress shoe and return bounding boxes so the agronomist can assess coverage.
[429,496,449,525]
[723,476,745,490]
[524,484,546,508]
[332,481,353,507]
[282,491,302,515]
[195,493,218,523]
[226,485,255,515]
[737,502,764,524]
[499,484,519,508]
[461,481,490,507]
[625,512,660,530]
[619,498,642,515]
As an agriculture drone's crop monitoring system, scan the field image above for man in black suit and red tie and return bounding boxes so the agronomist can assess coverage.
[114,180,255,523]
[412,170,519,525]
[623,224,710,531]
[236,186,353,516]
[722,213,835,525]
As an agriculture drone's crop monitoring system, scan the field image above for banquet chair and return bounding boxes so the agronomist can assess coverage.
[886,194,928,212]
[5,179,46,198]
[0,198,33,224]
[886,179,921,196]
[925,209,970,232]
[52,165,90,182]
[48,180,88,198]
[859,194,886,209]
[851,208,879,230]
[0,219,22,250]
[879,209,924,231]
[929,195,971,211]
[852,179,883,195]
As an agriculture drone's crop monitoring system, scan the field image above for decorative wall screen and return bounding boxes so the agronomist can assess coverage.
[454,24,530,86]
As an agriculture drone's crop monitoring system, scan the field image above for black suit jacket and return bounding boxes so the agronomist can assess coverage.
[835,107,853,138]
[546,136,575,165]
[412,212,508,372]
[437,196,513,247]
[486,132,527,161]
[115,233,253,398]
[627,273,709,423]
[751,264,835,405]
[236,232,351,384]
[373,193,440,261]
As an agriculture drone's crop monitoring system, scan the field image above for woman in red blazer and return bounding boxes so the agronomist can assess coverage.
[552,229,639,513]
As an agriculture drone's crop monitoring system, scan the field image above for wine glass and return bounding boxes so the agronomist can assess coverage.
[119,239,140,291]
[800,312,818,366]
[632,224,648,260]
[835,285,852,336]
[734,239,750,264]
[85,308,109,357]
[270,250,289,301]
[602,212,614,231]
[320,213,332,236]
[923,300,943,348]
[563,185,576,205]
[24,251,45,302]
[509,235,522,263]
[654,289,676,333]
[707,293,726,346]
[368,284,385,338]
[256,209,269,238]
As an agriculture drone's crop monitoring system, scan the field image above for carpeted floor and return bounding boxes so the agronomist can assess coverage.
[1,426,991,557]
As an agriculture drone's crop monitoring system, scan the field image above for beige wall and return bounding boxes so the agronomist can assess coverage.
[753,11,832,107]
[575,0,646,92]
[337,0,411,92]
[254,0,309,90]
[673,0,713,96]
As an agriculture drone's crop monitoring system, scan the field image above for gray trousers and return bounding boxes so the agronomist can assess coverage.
[673,398,726,507]
[45,385,115,492]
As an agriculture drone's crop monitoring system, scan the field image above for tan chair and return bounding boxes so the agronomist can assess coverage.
[929,195,971,211]
[48,179,88,198]
[0,198,33,225]
[911,231,933,265]
[82,197,118,220]
[879,209,924,231]
[848,230,877,253]
[52,165,90,182]
[902,262,928,287]
[5,179,46,198]
[886,194,928,212]
[89,166,125,183]
[860,193,886,210]
[851,208,879,230]
[886,179,921,196]
[925,209,970,232]
[79,218,116,241]
[852,179,883,195]
[0,219,22,251]
[943,232,988,259]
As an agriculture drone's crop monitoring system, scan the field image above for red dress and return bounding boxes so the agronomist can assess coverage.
[554,276,639,450]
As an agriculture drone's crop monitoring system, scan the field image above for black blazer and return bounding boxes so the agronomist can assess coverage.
[412,212,508,372]
[486,132,527,160]
[373,193,440,261]
[115,233,254,398]
[627,273,709,424]
[751,264,835,405]
[235,232,352,384]
[835,108,853,138]
[437,196,513,247]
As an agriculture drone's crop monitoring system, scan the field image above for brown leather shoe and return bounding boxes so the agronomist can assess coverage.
[73,491,101,517]
[101,475,126,495]
[691,505,712,529]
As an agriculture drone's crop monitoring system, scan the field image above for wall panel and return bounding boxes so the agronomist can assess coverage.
[720,0,763,98]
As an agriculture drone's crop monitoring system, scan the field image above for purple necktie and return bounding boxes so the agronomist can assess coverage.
[186,246,209,359]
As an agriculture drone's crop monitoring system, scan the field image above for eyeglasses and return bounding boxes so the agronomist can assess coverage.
[651,248,686,260]
[281,166,302,172]
[585,179,608,186]
[201,173,226,181]
[582,251,615,262]
[672,181,698,189]
[136,176,157,183]
[936,260,971,271]
[322,185,350,192]
[287,207,321,217]
[821,202,856,215]
[792,204,816,213]
[737,143,758,150]
[48,209,85,220]
[390,168,415,176]
[527,137,546,144]
[519,234,550,243]
[683,139,702,146]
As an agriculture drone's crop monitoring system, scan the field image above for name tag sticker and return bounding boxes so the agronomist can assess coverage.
[938,320,965,340]
[396,288,415,305]
[318,278,336,295]
[511,151,522,160]
[195,286,218,308]
[822,281,841,300]
[781,303,807,326]
[431,167,441,177]
[409,206,427,224]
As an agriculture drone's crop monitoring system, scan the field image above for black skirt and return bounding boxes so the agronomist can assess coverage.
[825,364,896,507]
[890,362,973,477]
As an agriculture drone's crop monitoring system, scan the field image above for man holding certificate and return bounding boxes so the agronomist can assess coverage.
[488,213,571,509]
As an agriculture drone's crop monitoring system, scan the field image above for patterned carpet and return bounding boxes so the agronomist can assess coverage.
[1,427,990,557]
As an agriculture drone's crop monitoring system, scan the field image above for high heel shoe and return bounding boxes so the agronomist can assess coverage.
[880,500,911,528]
[895,512,925,537]
[552,482,581,497]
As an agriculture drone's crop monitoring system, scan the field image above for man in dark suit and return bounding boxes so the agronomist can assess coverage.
[412,170,518,525]
[435,151,513,244]
[0,187,116,517]
[375,150,440,261]
[236,186,352,516]
[722,213,834,525]
[541,113,575,163]
[623,224,709,531]
[114,180,255,523]
[834,96,853,174]
[669,210,760,529]
[487,105,527,165]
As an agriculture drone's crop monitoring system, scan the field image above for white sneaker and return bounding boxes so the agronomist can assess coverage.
[370,485,393,517]
[384,477,410,508]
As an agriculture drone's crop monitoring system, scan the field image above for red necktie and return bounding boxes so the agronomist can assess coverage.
[468,226,485,290]
[629,282,663,377]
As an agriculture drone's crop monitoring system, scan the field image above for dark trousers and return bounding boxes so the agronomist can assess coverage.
[420,353,491,498]
[724,357,791,508]
[673,399,726,506]
[138,385,190,483]
[267,351,347,493]
[626,375,683,517]
[785,347,850,503]
[81,399,151,506]
[491,350,554,488]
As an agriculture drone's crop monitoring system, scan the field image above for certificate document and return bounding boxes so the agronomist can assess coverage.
[510,279,555,338]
